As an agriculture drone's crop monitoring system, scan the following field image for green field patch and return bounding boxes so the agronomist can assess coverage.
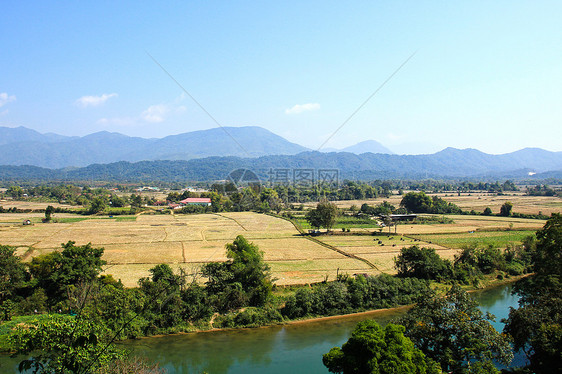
[294,216,379,230]
[51,215,137,223]
[113,215,137,221]
[269,258,370,272]
[52,217,89,223]
[410,230,535,249]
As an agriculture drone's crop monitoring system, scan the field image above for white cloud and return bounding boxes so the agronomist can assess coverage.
[76,93,118,107]
[97,95,186,128]
[97,117,136,127]
[141,104,170,123]
[285,103,320,115]
[0,92,16,107]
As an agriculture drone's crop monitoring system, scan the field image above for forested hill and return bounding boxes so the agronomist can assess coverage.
[0,126,308,168]
[1,148,562,182]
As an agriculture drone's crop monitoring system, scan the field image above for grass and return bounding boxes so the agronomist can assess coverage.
[410,230,536,249]
[113,215,137,221]
[294,216,379,230]
[52,217,89,223]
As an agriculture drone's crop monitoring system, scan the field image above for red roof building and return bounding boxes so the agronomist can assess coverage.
[179,197,212,206]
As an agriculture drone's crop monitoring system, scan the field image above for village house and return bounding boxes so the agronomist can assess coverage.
[168,197,212,209]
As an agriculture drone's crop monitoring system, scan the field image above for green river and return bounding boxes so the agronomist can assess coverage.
[1,283,526,373]
[123,283,525,373]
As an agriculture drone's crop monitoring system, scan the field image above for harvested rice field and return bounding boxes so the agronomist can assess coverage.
[331,192,561,216]
[0,212,378,286]
[0,207,553,287]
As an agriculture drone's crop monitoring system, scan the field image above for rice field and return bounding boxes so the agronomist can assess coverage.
[0,197,555,287]
[433,192,562,216]
[0,211,376,286]
[410,230,536,249]
[330,192,562,216]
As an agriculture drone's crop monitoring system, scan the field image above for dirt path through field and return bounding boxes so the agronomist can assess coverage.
[215,213,248,231]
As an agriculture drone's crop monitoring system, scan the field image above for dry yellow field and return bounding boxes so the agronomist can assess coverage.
[398,215,545,235]
[432,192,562,216]
[328,192,562,216]
[0,195,556,287]
[319,233,454,274]
[0,211,376,286]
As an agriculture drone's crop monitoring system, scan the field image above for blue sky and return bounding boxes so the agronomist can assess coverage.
[1,1,561,154]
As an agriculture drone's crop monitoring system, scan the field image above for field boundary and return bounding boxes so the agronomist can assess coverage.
[266,213,380,270]
[214,213,248,231]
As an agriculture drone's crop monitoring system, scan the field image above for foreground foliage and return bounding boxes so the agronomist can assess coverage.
[323,320,440,374]
[397,285,513,374]
[8,314,124,374]
[395,241,533,286]
[504,213,562,373]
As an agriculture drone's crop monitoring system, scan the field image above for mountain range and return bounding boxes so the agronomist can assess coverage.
[0,126,312,168]
[0,125,561,182]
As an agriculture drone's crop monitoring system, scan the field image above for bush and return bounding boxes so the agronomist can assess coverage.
[505,261,525,276]
[216,307,283,328]
[395,246,453,281]
[281,275,430,319]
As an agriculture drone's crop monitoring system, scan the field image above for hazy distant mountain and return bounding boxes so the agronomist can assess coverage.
[0,126,74,145]
[123,126,309,161]
[320,140,393,155]
[2,148,562,182]
[0,126,308,168]
[341,140,394,155]
[1,126,561,180]
[0,130,152,168]
[390,142,442,155]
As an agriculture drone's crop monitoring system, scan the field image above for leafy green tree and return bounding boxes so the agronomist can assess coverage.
[306,200,339,230]
[44,205,55,222]
[398,285,513,373]
[394,246,453,281]
[82,285,147,340]
[9,314,125,374]
[499,201,513,217]
[400,192,461,214]
[89,196,107,214]
[109,194,126,208]
[305,207,323,229]
[181,282,212,322]
[323,320,439,374]
[130,194,143,208]
[0,245,29,320]
[202,236,273,310]
[225,235,273,306]
[400,192,433,213]
[260,188,283,213]
[7,185,23,198]
[139,264,185,329]
[28,241,106,306]
[483,207,492,216]
[504,214,562,373]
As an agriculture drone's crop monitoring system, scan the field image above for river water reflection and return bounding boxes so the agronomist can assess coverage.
[0,283,525,373]
[122,283,524,373]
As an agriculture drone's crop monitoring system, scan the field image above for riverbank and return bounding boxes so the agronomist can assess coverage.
[1,282,525,374]
[0,273,531,351]
[122,273,531,342]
